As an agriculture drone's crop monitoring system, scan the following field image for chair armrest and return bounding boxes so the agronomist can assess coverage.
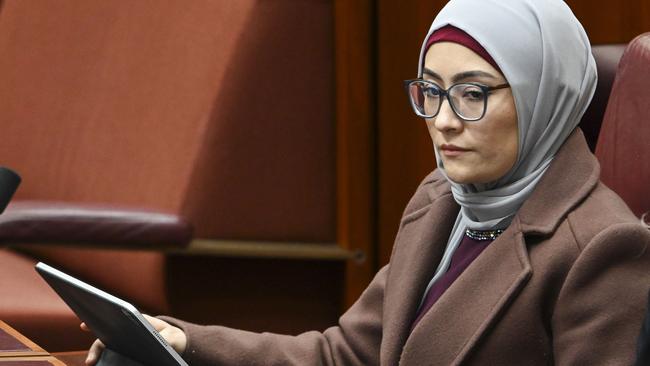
[0,201,192,249]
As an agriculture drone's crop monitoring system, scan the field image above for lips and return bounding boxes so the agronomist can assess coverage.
[440,144,469,157]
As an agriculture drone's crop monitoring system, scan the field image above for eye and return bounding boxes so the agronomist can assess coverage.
[423,85,441,98]
[459,85,485,102]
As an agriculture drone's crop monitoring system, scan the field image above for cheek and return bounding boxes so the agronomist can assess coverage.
[469,110,518,181]
[483,115,518,175]
[493,135,518,171]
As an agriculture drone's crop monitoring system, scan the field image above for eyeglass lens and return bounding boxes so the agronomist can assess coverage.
[408,82,486,120]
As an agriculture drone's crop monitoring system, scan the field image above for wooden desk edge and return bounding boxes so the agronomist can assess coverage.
[0,320,48,355]
[0,355,67,365]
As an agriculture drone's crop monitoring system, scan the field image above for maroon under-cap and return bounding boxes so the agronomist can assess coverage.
[425,25,501,73]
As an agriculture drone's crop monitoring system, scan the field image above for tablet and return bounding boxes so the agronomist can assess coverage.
[0,166,20,213]
[35,262,188,366]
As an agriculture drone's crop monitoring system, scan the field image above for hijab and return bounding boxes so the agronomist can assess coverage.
[418,0,598,301]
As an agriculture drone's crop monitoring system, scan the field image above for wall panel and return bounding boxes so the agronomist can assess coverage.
[568,0,650,44]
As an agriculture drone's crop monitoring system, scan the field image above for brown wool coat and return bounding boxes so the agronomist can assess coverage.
[163,129,650,365]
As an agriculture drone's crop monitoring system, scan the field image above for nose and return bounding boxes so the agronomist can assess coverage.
[432,97,463,133]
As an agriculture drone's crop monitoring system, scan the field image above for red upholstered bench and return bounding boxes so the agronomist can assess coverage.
[0,0,335,351]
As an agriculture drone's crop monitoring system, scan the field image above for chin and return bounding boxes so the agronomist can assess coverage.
[443,160,507,184]
[445,171,475,184]
[445,168,491,185]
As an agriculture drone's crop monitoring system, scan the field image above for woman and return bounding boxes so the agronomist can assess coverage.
[86,0,650,364]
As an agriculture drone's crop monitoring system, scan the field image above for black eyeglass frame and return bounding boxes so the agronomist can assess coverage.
[403,79,510,121]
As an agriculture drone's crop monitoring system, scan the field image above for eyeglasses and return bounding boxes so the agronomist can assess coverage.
[404,79,510,121]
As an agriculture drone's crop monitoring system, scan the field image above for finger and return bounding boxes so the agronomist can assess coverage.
[80,322,90,332]
[143,314,168,331]
[158,326,187,354]
[85,339,105,366]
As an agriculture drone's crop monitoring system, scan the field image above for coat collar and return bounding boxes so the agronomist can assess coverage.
[381,129,600,365]
[516,129,600,235]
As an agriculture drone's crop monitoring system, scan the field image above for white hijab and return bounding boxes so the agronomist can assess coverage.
[418,0,598,300]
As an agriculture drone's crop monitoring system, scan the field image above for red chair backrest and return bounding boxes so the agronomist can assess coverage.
[0,0,336,311]
[596,33,650,219]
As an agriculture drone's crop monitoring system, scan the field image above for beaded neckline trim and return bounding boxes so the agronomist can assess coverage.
[465,228,504,241]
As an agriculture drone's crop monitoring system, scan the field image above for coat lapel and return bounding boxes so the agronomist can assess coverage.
[399,219,532,365]
[516,129,600,235]
[380,184,459,366]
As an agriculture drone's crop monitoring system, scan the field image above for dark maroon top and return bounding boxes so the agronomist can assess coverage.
[410,234,494,331]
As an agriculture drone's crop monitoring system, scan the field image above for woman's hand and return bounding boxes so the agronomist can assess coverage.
[81,314,187,365]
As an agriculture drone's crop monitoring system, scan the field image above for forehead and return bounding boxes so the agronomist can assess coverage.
[423,42,500,78]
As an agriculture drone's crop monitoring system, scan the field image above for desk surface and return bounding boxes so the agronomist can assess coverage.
[0,321,86,366]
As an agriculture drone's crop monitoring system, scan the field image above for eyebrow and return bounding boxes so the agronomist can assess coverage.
[423,68,497,83]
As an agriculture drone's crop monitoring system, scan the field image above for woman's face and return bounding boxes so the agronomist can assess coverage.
[423,42,518,184]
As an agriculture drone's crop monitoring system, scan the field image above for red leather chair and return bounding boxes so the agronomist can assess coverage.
[592,34,650,366]
[595,33,650,219]
[0,0,335,351]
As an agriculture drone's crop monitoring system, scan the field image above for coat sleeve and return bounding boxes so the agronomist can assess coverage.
[637,291,650,365]
[551,223,650,365]
[159,265,388,366]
